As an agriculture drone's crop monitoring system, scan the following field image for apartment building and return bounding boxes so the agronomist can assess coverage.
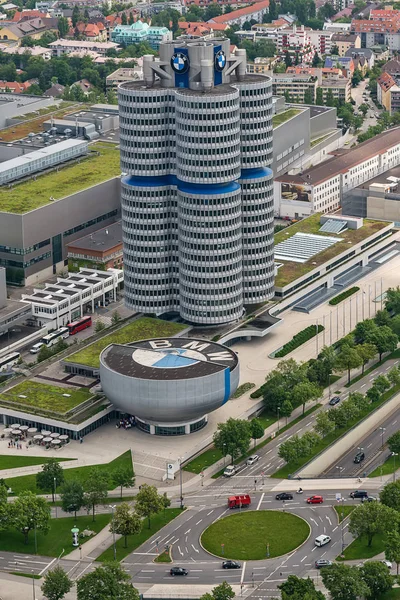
[377,71,400,114]
[111,21,172,50]
[207,0,270,27]
[48,39,120,56]
[331,33,361,56]
[272,73,318,102]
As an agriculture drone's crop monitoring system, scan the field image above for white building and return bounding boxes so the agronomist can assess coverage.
[21,268,123,328]
[48,39,120,56]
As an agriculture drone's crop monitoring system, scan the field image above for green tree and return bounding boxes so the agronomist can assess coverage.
[111,310,121,325]
[357,342,376,373]
[72,5,80,27]
[83,468,108,521]
[291,380,321,414]
[121,12,127,24]
[135,484,164,529]
[0,483,9,530]
[160,492,171,518]
[278,435,303,463]
[360,560,393,598]
[331,44,340,55]
[112,467,135,498]
[388,431,400,455]
[77,562,139,600]
[312,51,321,67]
[366,384,381,403]
[9,491,51,545]
[60,480,84,519]
[375,309,391,327]
[279,575,325,600]
[36,458,65,502]
[110,502,141,548]
[380,480,400,511]
[249,418,264,447]
[58,17,69,37]
[385,530,400,575]
[354,319,377,344]
[95,320,106,332]
[300,431,320,455]
[314,411,335,437]
[348,391,369,413]
[325,88,335,107]
[213,418,251,463]
[41,565,73,600]
[367,326,398,360]
[389,314,400,337]
[204,2,222,19]
[385,286,400,314]
[280,399,293,425]
[304,88,314,104]
[335,343,363,384]
[388,366,400,387]
[200,582,235,600]
[359,103,369,116]
[321,563,370,600]
[349,501,398,546]
[373,374,391,394]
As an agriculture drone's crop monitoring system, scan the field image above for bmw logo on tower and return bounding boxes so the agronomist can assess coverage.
[215,50,226,71]
[171,52,190,73]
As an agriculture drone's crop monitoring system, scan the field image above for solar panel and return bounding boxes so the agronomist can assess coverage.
[319,219,348,234]
[274,233,342,263]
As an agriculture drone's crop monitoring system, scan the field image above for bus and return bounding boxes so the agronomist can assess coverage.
[0,352,21,372]
[41,327,69,348]
[67,316,92,335]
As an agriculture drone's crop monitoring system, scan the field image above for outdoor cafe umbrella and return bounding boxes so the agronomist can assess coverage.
[11,430,22,436]
[41,430,51,436]
[51,439,61,446]
[33,435,43,442]
[19,425,29,432]
[42,437,52,443]
[27,428,37,435]
[11,423,21,429]
[59,435,69,442]
[50,432,60,439]
[3,428,12,435]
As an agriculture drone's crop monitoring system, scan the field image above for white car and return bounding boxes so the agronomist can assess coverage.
[246,455,260,466]
[223,465,238,477]
[30,342,44,354]
[315,535,331,547]
[381,560,392,569]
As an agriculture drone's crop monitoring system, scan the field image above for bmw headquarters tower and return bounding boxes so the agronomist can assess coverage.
[118,37,274,325]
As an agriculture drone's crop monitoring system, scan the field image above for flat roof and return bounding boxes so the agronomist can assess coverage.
[101,338,238,381]
[67,221,122,253]
[0,139,87,176]
[276,127,400,187]
[357,164,400,190]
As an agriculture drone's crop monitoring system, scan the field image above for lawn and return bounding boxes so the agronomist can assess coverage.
[97,508,182,562]
[337,532,385,561]
[0,142,121,214]
[379,589,400,599]
[334,505,356,522]
[64,317,187,368]
[369,454,398,478]
[201,511,309,560]
[274,214,389,288]
[5,450,133,495]
[232,382,255,399]
[272,109,301,128]
[184,447,225,474]
[0,455,74,471]
[0,513,111,557]
[0,102,81,142]
[0,381,93,415]
[310,133,332,147]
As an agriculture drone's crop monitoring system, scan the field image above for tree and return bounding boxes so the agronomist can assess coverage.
[160,492,171,518]
[385,286,400,314]
[83,468,108,521]
[291,380,321,414]
[300,431,320,455]
[380,479,400,511]
[60,480,84,519]
[36,458,65,502]
[77,562,139,600]
[349,501,398,546]
[204,2,222,20]
[373,374,391,394]
[0,483,9,530]
[348,391,369,413]
[390,314,400,337]
[315,411,335,437]
[375,309,391,327]
[95,320,106,332]
[58,17,69,37]
[388,431,400,455]
[72,5,80,27]
[367,326,398,360]
[335,343,363,384]
[121,12,128,24]
[135,484,164,529]
[249,418,264,447]
[9,491,51,545]
[366,384,381,403]
[213,418,251,463]
[312,51,321,67]
[304,88,314,104]
[360,560,393,598]
[321,563,370,600]
[385,530,400,575]
[357,343,376,373]
[316,87,324,105]
[111,310,121,325]
[280,399,293,425]
[388,366,400,387]
[279,575,325,600]
[268,0,277,19]
[110,502,141,548]
[284,52,292,68]
[354,319,377,344]
[112,467,135,498]
[359,103,369,116]
[325,88,335,107]
[42,566,73,600]
[200,582,235,600]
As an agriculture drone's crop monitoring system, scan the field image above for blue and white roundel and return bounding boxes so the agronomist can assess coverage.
[132,347,206,369]
[171,52,190,74]
[215,50,226,72]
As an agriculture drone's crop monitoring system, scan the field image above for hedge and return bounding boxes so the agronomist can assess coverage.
[329,286,360,306]
[274,324,324,358]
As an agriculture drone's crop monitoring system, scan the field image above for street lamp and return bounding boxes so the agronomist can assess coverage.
[54,477,58,518]
[340,497,346,554]
[223,443,226,466]
[393,453,399,482]
[277,406,281,433]
[109,504,117,560]
[379,427,386,451]
[178,458,184,510]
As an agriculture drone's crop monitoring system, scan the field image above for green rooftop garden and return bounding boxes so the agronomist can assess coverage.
[274,213,390,288]
[272,108,301,128]
[0,142,121,214]
[0,381,93,415]
[64,317,188,369]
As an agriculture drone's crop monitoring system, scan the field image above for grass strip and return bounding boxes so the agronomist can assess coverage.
[97,508,182,562]
[345,348,400,388]
[337,532,385,561]
[154,552,172,563]
[0,455,74,471]
[232,383,255,399]
[274,325,324,358]
[329,287,360,306]
[369,454,398,478]
[272,383,400,478]
[9,572,42,579]
[334,505,356,522]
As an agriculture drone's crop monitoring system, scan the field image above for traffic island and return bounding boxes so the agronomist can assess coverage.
[200,510,310,560]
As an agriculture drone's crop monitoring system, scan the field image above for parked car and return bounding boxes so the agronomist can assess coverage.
[381,560,392,569]
[30,342,45,354]
[276,492,293,501]
[222,560,241,569]
[329,396,340,406]
[350,490,368,499]
[354,451,365,464]
[315,559,333,568]
[315,535,331,547]
[246,455,260,466]
[361,495,377,503]
[223,465,238,477]
[307,495,324,504]
[170,567,188,576]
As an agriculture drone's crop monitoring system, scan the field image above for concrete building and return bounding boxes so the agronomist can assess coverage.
[207,0,270,27]
[0,17,58,45]
[111,21,172,50]
[272,72,318,103]
[351,18,400,51]
[275,127,400,218]
[48,39,120,56]
[331,33,361,56]
[377,71,400,113]
[119,38,275,325]
[106,65,143,90]
[320,76,351,103]
[67,221,123,272]
[21,267,123,328]
[342,164,400,221]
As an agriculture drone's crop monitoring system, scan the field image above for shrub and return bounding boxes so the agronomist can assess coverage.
[275,325,324,358]
[329,286,360,306]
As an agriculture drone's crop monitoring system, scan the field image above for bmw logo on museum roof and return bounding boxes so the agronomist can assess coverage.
[215,50,226,72]
[171,52,190,73]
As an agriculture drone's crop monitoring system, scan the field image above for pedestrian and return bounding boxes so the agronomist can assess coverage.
[80,436,83,444]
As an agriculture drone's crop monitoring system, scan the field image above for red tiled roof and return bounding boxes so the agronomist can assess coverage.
[12,10,47,22]
[0,80,31,93]
[351,18,400,32]
[378,71,396,92]
[208,0,269,23]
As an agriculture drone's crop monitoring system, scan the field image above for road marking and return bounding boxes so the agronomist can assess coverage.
[257,493,265,510]
[306,422,313,426]
[332,526,338,532]
[191,544,199,553]
[326,515,332,526]
[361,384,366,389]
[311,546,317,552]
[310,518,318,526]
[367,443,372,448]
[240,561,246,585]
[178,546,183,556]
[39,557,56,576]
[184,529,191,534]
[207,510,214,516]
[300,556,307,562]
[141,570,155,573]
[196,520,203,525]
[297,428,303,433]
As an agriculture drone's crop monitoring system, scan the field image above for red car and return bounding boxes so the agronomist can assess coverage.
[307,495,323,504]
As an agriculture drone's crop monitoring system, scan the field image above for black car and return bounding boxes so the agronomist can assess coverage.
[222,560,241,569]
[329,396,340,406]
[275,492,293,501]
[350,490,368,499]
[315,559,333,569]
[354,451,365,464]
[170,567,188,576]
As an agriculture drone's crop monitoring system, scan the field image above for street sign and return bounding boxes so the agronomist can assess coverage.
[336,493,342,501]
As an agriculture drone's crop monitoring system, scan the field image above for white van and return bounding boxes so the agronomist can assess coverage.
[223,465,238,477]
[315,535,331,547]
[30,342,45,354]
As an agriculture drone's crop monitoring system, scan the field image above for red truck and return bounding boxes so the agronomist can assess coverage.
[228,494,251,509]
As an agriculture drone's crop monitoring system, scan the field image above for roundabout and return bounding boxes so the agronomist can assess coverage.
[200,510,310,561]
